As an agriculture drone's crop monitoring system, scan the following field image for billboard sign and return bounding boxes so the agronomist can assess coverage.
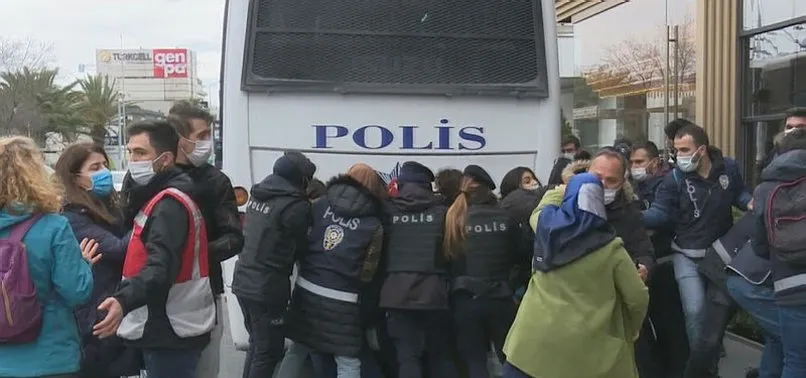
[97,50,153,63]
[153,48,189,78]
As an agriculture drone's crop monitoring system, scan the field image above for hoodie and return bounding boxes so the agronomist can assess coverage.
[232,173,312,304]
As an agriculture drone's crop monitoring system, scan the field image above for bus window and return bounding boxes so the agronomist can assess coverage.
[241,0,549,97]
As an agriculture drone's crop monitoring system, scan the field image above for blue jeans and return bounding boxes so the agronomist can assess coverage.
[726,275,783,378]
[279,341,362,378]
[779,305,806,378]
[142,348,203,378]
[673,253,707,347]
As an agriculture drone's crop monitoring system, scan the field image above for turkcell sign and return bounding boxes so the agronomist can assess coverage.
[313,119,486,151]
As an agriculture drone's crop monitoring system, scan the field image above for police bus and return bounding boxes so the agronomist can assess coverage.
[219,0,563,350]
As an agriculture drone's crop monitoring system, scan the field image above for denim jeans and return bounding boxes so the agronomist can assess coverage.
[276,341,311,378]
[672,253,707,347]
[779,304,806,378]
[311,349,386,378]
[726,275,783,378]
[142,348,203,378]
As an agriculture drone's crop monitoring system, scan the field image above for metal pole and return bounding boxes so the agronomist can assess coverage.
[673,25,680,119]
[664,25,671,127]
[117,95,124,170]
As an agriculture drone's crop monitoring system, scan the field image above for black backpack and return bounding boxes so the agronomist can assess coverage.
[766,176,806,263]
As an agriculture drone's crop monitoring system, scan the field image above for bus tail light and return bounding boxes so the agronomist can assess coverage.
[234,186,249,225]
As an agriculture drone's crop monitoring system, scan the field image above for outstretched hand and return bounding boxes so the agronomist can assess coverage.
[93,297,123,339]
[80,238,102,265]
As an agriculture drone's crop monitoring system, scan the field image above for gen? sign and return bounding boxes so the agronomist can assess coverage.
[153,49,188,78]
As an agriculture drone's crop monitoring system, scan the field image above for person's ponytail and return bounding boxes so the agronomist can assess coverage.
[443,177,474,259]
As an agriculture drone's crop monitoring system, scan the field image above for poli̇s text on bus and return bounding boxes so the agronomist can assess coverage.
[312,120,486,151]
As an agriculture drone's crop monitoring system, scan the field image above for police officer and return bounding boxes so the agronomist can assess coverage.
[643,124,753,378]
[379,161,459,378]
[631,141,689,378]
[443,165,521,378]
[280,163,388,378]
[232,151,316,378]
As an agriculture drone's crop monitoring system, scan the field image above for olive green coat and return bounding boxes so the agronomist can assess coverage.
[503,187,649,378]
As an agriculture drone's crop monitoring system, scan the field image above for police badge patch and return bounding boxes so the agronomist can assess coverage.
[323,224,345,251]
[719,174,730,190]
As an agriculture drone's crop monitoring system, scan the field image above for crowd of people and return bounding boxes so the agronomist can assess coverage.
[0,103,805,378]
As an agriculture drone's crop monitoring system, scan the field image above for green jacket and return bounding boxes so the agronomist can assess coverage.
[504,187,649,378]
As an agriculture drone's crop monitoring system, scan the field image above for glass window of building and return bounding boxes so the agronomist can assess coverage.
[740,0,806,183]
[563,0,696,155]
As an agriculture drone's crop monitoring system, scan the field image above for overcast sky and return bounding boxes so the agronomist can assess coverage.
[1,0,224,90]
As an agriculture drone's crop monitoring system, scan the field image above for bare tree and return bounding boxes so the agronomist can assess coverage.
[0,37,54,72]
[590,17,696,97]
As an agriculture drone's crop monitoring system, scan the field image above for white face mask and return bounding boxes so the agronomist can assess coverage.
[677,153,699,173]
[184,138,213,167]
[631,167,647,181]
[128,154,165,185]
[785,127,799,135]
[563,152,575,160]
[604,188,618,205]
[523,182,540,191]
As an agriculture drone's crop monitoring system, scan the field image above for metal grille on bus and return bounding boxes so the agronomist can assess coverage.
[249,0,540,86]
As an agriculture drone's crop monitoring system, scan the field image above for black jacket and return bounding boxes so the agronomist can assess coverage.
[114,167,209,349]
[232,174,311,305]
[63,203,141,377]
[177,163,244,295]
[499,188,544,291]
[607,186,656,273]
[287,175,386,357]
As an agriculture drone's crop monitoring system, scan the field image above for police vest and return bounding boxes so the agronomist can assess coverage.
[117,188,216,341]
[451,206,513,281]
[386,205,448,274]
[300,199,382,297]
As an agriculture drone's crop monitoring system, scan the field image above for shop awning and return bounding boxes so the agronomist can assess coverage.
[555,0,630,23]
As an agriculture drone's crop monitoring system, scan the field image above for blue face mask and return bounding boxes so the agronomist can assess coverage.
[89,169,114,197]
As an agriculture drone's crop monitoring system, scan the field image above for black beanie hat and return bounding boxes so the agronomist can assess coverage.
[398,161,434,185]
[463,164,496,190]
[273,151,316,188]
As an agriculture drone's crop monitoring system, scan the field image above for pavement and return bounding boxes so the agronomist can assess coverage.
[217,299,762,378]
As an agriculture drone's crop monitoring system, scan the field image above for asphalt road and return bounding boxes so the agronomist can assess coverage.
[217,298,762,378]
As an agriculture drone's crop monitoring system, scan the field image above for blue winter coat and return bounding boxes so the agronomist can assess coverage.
[0,211,93,377]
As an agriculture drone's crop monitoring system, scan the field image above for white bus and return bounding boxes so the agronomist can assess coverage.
[220,0,562,350]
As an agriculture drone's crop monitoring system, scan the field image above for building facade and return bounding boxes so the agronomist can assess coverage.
[95,48,206,114]
[556,0,806,184]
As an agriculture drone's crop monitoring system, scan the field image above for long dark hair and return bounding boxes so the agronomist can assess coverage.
[500,167,540,199]
[54,143,119,224]
[443,176,496,259]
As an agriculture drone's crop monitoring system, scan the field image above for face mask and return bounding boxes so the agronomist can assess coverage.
[89,169,114,197]
[523,183,540,191]
[563,152,575,160]
[604,188,618,205]
[184,138,213,167]
[128,155,163,185]
[785,127,799,135]
[631,167,647,181]
[677,151,700,173]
